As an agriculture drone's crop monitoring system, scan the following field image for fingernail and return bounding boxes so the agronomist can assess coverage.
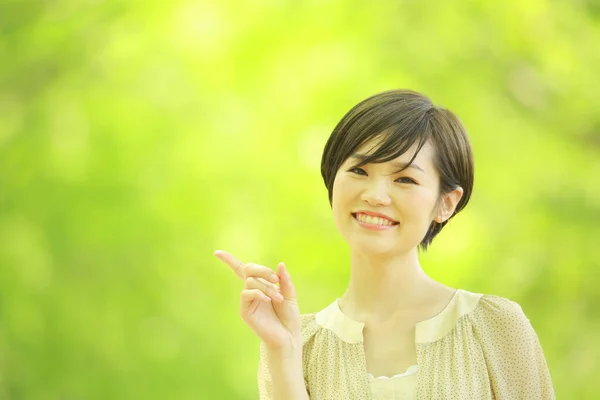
[271,273,279,282]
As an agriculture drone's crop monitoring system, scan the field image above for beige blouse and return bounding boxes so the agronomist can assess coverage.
[258,288,555,399]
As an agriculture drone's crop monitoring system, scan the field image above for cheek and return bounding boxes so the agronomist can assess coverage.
[404,188,438,215]
[331,175,357,223]
[331,177,343,212]
[332,175,354,202]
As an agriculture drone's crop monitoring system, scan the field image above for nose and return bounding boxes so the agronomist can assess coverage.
[361,179,392,206]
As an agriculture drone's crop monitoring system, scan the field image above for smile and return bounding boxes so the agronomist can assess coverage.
[352,213,399,230]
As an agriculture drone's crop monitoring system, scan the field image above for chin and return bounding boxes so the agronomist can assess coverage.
[350,239,398,256]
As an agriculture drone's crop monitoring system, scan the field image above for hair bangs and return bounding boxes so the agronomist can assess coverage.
[350,116,433,173]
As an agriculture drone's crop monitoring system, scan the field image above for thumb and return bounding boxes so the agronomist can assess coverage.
[277,262,297,301]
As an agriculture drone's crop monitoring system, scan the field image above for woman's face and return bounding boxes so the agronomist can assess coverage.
[331,139,442,256]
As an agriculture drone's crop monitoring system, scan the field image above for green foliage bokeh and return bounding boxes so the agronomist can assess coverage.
[1,1,599,398]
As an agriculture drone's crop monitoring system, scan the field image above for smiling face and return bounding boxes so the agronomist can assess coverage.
[321,89,474,250]
[331,138,443,256]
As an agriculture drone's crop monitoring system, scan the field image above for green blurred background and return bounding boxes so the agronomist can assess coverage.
[1,0,599,398]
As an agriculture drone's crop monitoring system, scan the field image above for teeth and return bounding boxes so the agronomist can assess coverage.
[355,213,394,226]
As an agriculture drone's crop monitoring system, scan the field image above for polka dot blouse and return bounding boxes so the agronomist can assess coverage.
[258,289,555,399]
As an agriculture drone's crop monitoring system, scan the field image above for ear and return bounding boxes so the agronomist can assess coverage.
[433,186,464,223]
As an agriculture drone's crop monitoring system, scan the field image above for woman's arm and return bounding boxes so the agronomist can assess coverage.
[263,344,310,400]
[214,251,307,398]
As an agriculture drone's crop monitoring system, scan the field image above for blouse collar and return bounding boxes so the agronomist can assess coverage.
[314,289,483,344]
[315,298,365,343]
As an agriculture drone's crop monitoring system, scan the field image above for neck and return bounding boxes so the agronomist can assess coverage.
[339,247,446,322]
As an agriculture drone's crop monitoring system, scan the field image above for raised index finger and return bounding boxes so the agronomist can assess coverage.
[214,250,245,280]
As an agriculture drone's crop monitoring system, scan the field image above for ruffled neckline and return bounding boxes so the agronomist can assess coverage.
[367,364,419,380]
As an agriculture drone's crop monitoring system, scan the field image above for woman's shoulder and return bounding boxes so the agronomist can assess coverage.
[299,312,320,345]
[417,288,536,341]
[475,291,529,319]
[467,290,536,335]
[298,298,355,346]
[300,312,317,330]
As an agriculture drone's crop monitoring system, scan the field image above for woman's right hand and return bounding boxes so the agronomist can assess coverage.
[214,250,302,351]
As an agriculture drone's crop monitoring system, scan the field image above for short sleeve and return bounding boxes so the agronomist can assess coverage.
[470,295,555,399]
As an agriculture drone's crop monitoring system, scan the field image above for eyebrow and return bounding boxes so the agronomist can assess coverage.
[349,153,426,173]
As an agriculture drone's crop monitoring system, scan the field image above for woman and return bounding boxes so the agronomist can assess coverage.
[215,89,555,399]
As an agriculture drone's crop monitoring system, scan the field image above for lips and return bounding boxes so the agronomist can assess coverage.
[351,211,399,225]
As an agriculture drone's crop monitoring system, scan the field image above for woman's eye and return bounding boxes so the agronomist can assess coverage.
[396,177,417,184]
[349,168,416,184]
[349,167,367,175]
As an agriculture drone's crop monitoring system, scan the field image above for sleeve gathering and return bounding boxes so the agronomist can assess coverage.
[470,295,555,400]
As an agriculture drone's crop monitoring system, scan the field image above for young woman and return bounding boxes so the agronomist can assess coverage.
[215,89,555,399]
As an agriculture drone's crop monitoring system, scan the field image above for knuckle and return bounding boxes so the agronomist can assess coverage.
[255,277,268,285]
[244,277,256,287]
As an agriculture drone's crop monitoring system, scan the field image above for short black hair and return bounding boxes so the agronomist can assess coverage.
[320,89,474,250]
